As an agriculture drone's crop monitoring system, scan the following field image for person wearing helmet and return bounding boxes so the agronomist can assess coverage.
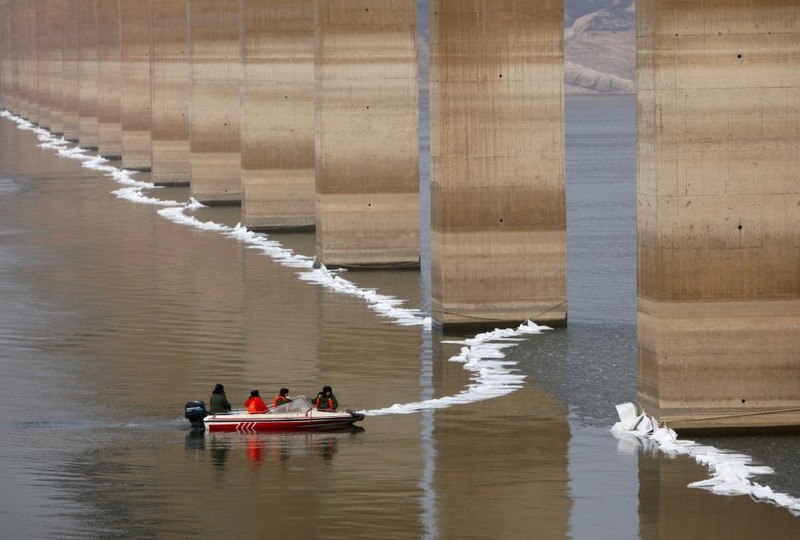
[314,385,339,411]
[244,389,269,414]
[273,387,292,408]
[209,383,232,414]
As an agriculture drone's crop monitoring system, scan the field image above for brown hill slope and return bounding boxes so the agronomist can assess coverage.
[565,1,636,94]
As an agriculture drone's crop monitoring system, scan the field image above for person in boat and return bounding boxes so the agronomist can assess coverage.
[244,389,269,414]
[273,387,292,408]
[209,383,232,414]
[314,385,339,411]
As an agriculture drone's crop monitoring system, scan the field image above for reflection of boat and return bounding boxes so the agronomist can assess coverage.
[184,396,365,432]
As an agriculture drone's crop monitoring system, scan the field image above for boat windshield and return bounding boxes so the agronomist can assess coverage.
[270,396,313,414]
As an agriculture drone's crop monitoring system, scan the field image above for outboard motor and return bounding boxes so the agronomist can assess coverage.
[184,400,208,429]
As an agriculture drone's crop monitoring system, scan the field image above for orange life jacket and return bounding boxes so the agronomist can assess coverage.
[245,396,268,414]
[273,395,288,408]
[315,395,335,411]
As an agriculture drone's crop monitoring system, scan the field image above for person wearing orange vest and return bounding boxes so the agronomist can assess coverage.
[273,388,291,408]
[244,389,269,414]
[314,385,339,411]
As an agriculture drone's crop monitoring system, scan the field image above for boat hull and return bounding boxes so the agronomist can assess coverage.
[204,411,364,433]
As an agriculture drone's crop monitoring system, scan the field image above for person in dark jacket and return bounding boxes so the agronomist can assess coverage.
[273,388,291,408]
[244,389,269,414]
[209,383,232,414]
[314,385,339,411]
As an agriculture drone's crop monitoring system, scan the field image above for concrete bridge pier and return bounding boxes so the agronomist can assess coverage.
[61,0,80,142]
[27,1,41,124]
[11,0,31,121]
[0,0,8,111]
[25,1,40,125]
[46,0,64,136]
[637,0,800,431]
[10,1,27,120]
[77,0,99,150]
[150,0,190,186]
[240,0,315,231]
[429,0,567,328]
[96,0,121,160]
[188,0,242,205]
[314,0,420,267]
[119,0,151,171]
[9,0,26,117]
[35,0,50,130]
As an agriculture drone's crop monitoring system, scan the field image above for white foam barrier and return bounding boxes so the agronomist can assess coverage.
[612,402,800,517]
[364,321,549,416]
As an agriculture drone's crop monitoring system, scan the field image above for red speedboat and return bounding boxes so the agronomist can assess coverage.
[185,396,365,432]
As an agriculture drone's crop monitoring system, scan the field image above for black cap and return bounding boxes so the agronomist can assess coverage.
[280,388,289,395]
[250,389,260,397]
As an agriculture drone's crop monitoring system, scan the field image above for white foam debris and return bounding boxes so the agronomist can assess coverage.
[363,321,549,416]
[612,403,800,516]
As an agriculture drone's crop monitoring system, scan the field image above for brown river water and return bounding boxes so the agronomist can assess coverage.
[0,97,798,539]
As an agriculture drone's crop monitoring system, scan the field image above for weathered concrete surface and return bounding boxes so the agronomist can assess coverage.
[35,0,50,129]
[241,0,315,230]
[77,0,99,149]
[61,0,80,141]
[13,0,33,121]
[189,0,241,204]
[0,0,9,111]
[150,0,189,185]
[9,1,25,118]
[119,0,151,170]
[315,1,419,266]
[26,1,39,124]
[46,0,64,135]
[637,0,800,430]
[96,0,121,159]
[430,1,567,327]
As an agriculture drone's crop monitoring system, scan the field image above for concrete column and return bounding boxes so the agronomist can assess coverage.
[61,0,80,141]
[637,1,800,430]
[430,1,567,328]
[314,0,419,267]
[77,0,99,149]
[27,1,40,124]
[96,0,121,159]
[119,0,151,170]
[149,0,189,186]
[10,1,24,117]
[35,0,50,129]
[15,0,32,120]
[0,0,9,111]
[8,0,22,115]
[46,0,64,135]
[188,0,241,204]
[240,0,315,230]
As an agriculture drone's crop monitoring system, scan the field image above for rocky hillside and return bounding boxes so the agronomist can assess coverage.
[565,0,636,94]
